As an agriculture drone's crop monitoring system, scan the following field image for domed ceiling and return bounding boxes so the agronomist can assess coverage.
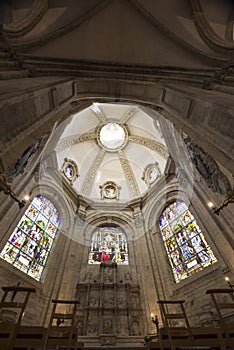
[55,103,169,203]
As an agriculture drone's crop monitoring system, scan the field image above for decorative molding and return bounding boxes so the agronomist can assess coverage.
[190,0,234,54]
[81,149,106,196]
[3,0,48,37]
[99,335,117,346]
[121,106,139,123]
[90,104,107,123]
[55,132,97,152]
[128,135,169,159]
[8,0,112,50]
[118,150,140,198]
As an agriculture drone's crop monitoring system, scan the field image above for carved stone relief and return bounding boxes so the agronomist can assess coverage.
[117,316,128,335]
[120,106,139,123]
[76,263,144,338]
[6,136,43,181]
[128,135,169,159]
[118,149,140,197]
[184,136,232,196]
[99,335,117,346]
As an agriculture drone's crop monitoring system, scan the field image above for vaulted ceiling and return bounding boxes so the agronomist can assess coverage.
[55,102,168,203]
[3,0,234,68]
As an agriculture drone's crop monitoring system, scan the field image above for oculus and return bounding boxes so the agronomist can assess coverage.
[97,123,128,152]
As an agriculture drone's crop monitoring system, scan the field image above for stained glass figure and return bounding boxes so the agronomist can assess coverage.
[159,200,217,283]
[142,162,161,187]
[88,226,128,265]
[99,181,120,199]
[62,158,78,184]
[0,195,60,281]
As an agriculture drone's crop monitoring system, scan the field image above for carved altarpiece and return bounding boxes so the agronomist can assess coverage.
[75,262,144,343]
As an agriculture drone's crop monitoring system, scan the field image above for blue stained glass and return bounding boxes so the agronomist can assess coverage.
[0,195,60,281]
[159,201,217,283]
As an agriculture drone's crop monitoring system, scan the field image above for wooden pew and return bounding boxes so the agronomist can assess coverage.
[147,326,224,350]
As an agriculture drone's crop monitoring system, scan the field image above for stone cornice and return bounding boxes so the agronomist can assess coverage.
[19,55,226,87]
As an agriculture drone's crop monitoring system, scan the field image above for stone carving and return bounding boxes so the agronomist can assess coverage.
[99,335,117,346]
[90,104,107,122]
[84,272,92,283]
[134,212,144,228]
[55,132,96,152]
[76,264,143,337]
[117,316,127,335]
[103,318,113,334]
[118,150,140,197]
[129,294,138,308]
[184,137,232,196]
[87,323,97,335]
[89,297,98,306]
[6,137,43,181]
[117,297,125,307]
[76,320,84,335]
[124,271,132,282]
[121,106,139,123]
[128,135,169,159]
[131,320,140,335]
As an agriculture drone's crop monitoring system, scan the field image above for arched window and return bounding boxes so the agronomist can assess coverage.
[0,195,60,281]
[88,226,128,265]
[159,200,217,283]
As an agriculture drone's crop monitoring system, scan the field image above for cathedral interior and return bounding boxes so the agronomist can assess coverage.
[0,1,234,349]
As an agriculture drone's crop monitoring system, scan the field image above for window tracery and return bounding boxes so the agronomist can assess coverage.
[159,200,217,283]
[0,195,60,281]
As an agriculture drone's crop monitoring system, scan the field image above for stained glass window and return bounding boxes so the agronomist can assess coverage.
[159,200,217,283]
[62,158,78,184]
[142,162,161,187]
[99,181,120,199]
[0,195,60,281]
[88,226,128,265]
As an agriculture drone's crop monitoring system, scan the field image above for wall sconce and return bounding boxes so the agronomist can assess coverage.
[151,314,159,334]
[211,188,234,215]
[0,175,28,208]
[224,276,234,289]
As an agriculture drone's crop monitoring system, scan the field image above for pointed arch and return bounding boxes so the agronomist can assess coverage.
[0,195,60,281]
[159,200,217,283]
